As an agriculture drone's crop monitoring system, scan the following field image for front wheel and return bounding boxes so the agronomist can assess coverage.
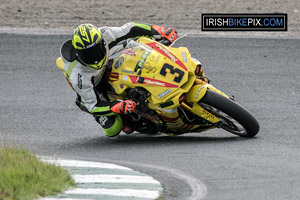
[199,90,259,137]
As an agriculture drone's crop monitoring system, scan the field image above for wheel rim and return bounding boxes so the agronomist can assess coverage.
[199,103,247,136]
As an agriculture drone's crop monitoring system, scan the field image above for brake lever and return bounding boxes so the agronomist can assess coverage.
[169,34,187,47]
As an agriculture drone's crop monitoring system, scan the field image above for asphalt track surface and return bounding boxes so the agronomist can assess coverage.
[1,33,300,200]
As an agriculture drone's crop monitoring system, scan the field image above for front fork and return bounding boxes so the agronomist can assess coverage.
[182,78,229,124]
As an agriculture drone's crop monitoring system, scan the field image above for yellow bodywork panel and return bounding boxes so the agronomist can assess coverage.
[56,57,65,73]
[56,57,74,90]
[185,80,231,124]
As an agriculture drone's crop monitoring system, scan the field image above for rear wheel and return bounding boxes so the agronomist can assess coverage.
[199,90,259,137]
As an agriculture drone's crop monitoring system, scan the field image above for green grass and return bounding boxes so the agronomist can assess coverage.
[0,142,75,200]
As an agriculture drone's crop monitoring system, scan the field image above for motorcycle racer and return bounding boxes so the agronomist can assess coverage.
[60,22,178,137]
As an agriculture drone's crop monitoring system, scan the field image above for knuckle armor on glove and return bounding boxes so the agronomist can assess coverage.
[163,27,178,43]
[111,100,137,114]
[152,25,178,44]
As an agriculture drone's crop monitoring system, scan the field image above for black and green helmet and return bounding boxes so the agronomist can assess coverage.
[72,24,106,69]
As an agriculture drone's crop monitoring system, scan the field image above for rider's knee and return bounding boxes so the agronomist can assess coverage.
[95,115,123,137]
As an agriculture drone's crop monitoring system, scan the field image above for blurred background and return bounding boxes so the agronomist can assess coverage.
[1,0,299,36]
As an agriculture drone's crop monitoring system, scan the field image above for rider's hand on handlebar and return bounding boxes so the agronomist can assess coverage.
[162,27,178,43]
[152,25,178,45]
[111,100,137,114]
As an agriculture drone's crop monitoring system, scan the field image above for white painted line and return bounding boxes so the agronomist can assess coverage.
[73,174,161,184]
[65,188,160,199]
[37,158,163,200]
[43,159,132,170]
[114,160,208,200]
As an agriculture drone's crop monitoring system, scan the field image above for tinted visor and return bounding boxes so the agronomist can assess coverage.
[77,41,105,65]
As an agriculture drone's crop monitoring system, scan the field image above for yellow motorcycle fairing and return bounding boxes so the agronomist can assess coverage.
[184,79,229,124]
[108,38,196,110]
[56,57,74,90]
[108,38,226,132]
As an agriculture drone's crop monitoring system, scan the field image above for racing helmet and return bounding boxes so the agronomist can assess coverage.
[72,24,106,70]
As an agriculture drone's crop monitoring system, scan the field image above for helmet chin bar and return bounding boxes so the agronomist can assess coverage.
[79,55,106,70]
[76,42,106,69]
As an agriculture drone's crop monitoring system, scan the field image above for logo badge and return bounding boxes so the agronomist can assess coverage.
[158,89,171,98]
[202,13,288,31]
[77,73,83,89]
[182,51,187,63]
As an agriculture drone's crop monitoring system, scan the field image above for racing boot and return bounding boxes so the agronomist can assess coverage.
[95,115,122,137]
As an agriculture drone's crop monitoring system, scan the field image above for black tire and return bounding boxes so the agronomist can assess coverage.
[199,90,259,137]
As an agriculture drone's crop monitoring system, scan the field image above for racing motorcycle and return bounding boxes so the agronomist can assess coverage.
[56,37,259,137]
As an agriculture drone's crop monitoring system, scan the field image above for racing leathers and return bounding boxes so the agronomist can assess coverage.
[60,22,178,137]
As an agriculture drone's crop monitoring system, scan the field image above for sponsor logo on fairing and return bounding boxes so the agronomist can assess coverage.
[143,62,157,73]
[182,51,187,63]
[155,44,178,62]
[128,76,178,88]
[195,86,204,99]
[121,70,135,74]
[158,89,171,98]
[121,48,136,56]
[144,79,165,86]
[145,42,187,71]
[135,51,151,72]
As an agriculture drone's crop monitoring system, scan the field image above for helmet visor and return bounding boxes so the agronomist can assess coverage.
[77,41,105,66]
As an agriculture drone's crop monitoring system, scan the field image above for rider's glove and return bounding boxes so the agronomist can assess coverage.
[111,100,137,114]
[152,25,178,44]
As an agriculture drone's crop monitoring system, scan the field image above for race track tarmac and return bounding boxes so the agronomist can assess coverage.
[1,33,300,200]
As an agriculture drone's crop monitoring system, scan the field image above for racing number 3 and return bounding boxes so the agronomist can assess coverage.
[160,64,184,83]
